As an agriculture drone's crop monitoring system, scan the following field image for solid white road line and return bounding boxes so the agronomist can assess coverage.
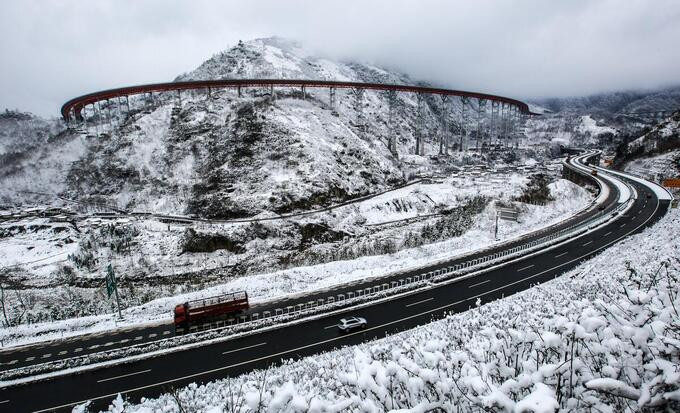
[554,251,568,258]
[31,191,662,413]
[222,342,267,355]
[468,280,490,289]
[96,369,151,383]
[582,240,593,246]
[405,297,434,307]
[517,264,534,272]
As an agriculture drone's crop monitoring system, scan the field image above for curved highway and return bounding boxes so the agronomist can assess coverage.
[0,153,672,412]
[0,155,614,372]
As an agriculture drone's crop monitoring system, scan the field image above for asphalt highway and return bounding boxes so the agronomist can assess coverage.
[0,154,616,372]
[0,158,671,412]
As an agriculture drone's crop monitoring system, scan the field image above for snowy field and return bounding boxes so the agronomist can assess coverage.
[0,177,592,347]
[94,207,680,413]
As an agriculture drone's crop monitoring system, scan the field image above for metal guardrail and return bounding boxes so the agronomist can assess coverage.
[2,162,634,380]
[180,189,632,334]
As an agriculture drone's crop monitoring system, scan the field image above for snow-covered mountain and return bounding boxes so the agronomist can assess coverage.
[4,37,527,217]
[617,110,680,183]
[531,86,680,117]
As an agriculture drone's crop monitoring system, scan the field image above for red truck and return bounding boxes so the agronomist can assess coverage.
[174,291,249,331]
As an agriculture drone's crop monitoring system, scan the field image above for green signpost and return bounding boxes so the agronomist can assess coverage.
[105,263,122,318]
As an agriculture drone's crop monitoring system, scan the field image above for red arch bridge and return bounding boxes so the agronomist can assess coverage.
[61,79,540,154]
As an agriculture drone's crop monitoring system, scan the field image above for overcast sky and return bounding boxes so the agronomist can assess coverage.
[2,0,680,117]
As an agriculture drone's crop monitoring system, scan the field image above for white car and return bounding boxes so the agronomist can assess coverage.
[338,317,367,333]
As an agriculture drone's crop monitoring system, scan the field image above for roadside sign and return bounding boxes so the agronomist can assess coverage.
[105,264,116,298]
[498,207,519,222]
[105,263,122,318]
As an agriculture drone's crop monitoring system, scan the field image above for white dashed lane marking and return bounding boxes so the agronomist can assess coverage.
[222,342,267,355]
[41,354,51,359]
[58,350,67,355]
[406,297,435,307]
[134,336,143,341]
[554,251,568,258]
[468,280,490,289]
[517,264,534,272]
[25,356,35,361]
[582,240,593,246]
[96,369,151,383]
[74,348,83,352]
[148,333,157,338]
[324,324,338,330]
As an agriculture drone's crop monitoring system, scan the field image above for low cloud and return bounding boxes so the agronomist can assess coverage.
[2,0,679,117]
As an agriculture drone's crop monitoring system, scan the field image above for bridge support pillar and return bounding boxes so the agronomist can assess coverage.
[490,100,499,146]
[329,87,336,112]
[416,93,424,155]
[387,90,398,157]
[106,99,113,130]
[439,95,449,155]
[476,98,486,152]
[512,106,519,148]
[353,88,365,139]
[116,96,123,121]
[96,102,102,132]
[301,85,306,100]
[460,96,469,152]
[237,86,242,97]
[501,103,506,145]
[92,104,99,136]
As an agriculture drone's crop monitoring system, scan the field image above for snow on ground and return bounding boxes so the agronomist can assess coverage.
[97,206,680,413]
[0,177,591,347]
[624,150,680,183]
[0,219,78,279]
[575,115,618,138]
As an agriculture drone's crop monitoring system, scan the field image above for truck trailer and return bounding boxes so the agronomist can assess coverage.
[174,291,249,332]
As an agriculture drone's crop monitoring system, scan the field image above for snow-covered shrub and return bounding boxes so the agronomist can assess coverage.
[103,210,680,412]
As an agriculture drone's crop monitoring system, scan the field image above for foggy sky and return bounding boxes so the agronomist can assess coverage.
[2,0,680,117]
